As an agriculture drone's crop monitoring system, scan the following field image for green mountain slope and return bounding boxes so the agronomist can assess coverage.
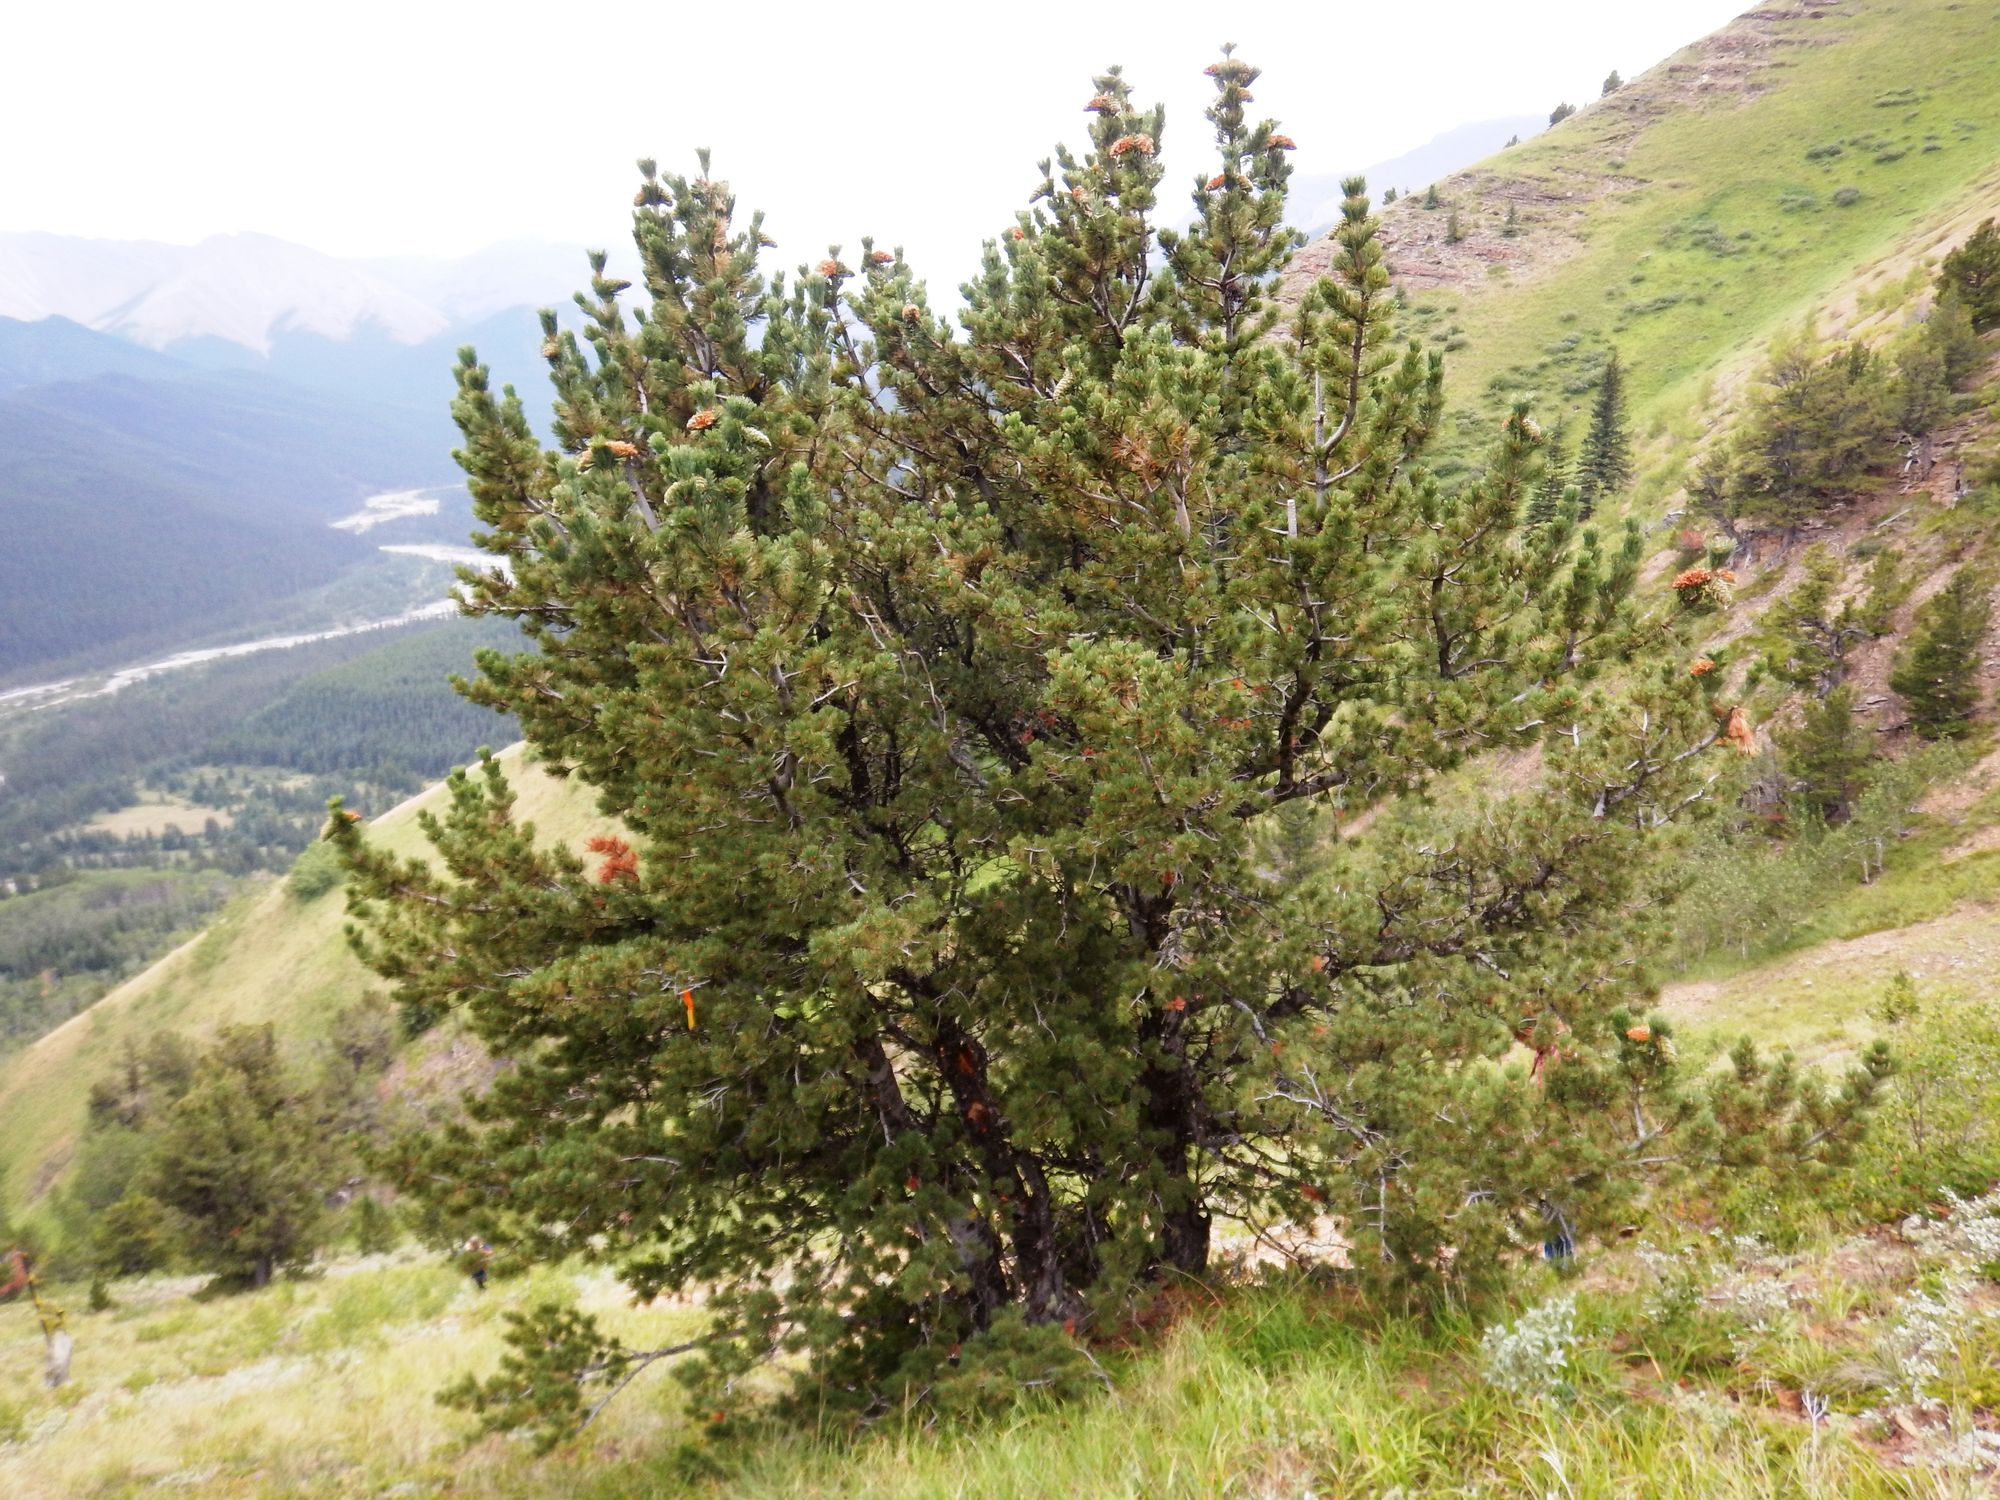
[0,745,610,1234]
[1284,0,2000,482]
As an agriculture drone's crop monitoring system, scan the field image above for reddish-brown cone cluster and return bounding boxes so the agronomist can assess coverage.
[1718,705,1757,754]
[587,835,639,884]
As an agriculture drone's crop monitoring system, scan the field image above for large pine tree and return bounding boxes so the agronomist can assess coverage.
[337,56,1886,1429]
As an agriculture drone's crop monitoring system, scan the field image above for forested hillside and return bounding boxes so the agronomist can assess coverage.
[0,617,519,1051]
[0,368,455,676]
[0,316,187,393]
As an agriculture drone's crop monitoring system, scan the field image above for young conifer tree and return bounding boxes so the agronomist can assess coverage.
[1940,218,2000,330]
[143,1026,331,1288]
[1526,417,1572,526]
[1733,329,1892,525]
[1575,348,1632,518]
[1778,685,1874,824]
[1891,567,1992,738]
[335,56,1888,1430]
[1764,546,1869,696]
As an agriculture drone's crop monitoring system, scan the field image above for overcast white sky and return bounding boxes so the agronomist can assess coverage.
[3,0,1749,288]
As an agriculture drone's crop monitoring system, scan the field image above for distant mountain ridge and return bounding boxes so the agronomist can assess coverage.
[0,315,188,393]
[1290,115,1549,234]
[0,232,596,358]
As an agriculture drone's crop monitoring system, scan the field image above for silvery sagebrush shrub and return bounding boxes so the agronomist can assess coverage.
[1480,1293,1579,1399]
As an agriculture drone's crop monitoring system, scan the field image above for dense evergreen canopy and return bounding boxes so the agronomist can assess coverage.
[338,56,1886,1429]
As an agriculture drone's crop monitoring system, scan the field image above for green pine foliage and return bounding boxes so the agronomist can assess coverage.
[1777,685,1875,824]
[1761,545,1871,695]
[1893,288,1982,437]
[1574,349,1633,518]
[59,1016,396,1285]
[1602,71,1624,97]
[1684,451,1742,548]
[1732,330,1893,524]
[338,56,1889,1433]
[1890,566,1992,738]
[349,1194,400,1256]
[1549,102,1576,126]
[1939,217,2000,330]
[1855,546,1913,636]
[1525,418,1572,527]
[91,1193,176,1276]
[142,1025,334,1288]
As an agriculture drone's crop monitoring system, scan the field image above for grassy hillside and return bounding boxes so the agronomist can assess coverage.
[7,1201,2000,1496]
[1284,0,2000,483]
[0,745,610,1236]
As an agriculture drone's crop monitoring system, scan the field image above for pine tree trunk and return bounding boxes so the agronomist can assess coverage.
[928,1014,1079,1324]
[1138,1041,1211,1276]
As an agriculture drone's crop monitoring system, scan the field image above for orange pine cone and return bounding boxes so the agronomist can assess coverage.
[1718,704,1757,754]
[687,408,719,431]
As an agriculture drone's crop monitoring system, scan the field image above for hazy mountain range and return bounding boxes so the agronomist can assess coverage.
[0,116,1538,363]
[0,113,1535,679]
